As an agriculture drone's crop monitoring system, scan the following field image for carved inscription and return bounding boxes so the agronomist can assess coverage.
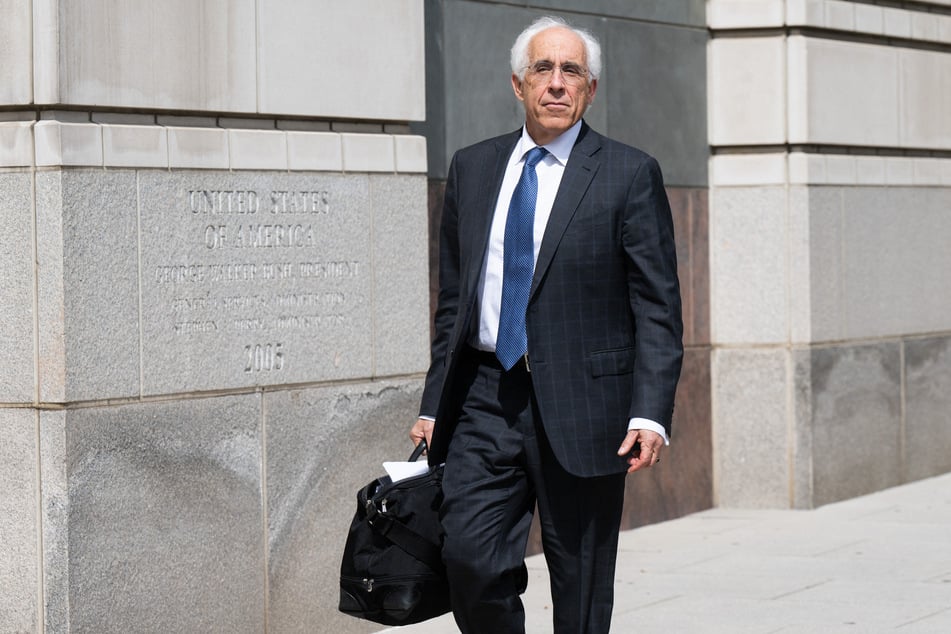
[147,186,366,378]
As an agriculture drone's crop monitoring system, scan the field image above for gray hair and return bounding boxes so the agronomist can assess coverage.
[510,16,602,81]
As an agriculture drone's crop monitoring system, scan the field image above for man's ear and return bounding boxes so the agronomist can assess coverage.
[511,73,525,101]
[586,78,598,106]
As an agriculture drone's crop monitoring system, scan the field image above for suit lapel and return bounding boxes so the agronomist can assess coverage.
[530,123,602,298]
[462,131,520,296]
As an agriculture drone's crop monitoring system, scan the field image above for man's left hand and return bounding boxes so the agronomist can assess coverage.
[617,429,664,473]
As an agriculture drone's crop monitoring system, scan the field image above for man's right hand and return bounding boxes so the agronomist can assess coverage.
[410,417,435,453]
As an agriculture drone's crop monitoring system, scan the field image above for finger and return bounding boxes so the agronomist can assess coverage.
[616,430,640,456]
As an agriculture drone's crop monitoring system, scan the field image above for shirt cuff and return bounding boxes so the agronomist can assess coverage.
[627,418,670,445]
[418,415,436,422]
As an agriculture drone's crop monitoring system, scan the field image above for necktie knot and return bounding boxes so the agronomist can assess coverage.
[524,146,547,169]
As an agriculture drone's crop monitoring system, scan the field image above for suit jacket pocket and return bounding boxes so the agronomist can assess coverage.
[586,347,635,377]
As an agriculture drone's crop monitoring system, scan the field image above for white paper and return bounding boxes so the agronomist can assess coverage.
[383,461,430,483]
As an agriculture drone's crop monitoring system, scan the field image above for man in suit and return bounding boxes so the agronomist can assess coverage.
[410,15,683,634]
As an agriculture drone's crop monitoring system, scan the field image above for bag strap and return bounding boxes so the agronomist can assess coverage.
[371,513,443,572]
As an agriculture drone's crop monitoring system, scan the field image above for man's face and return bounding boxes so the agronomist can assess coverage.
[512,27,597,145]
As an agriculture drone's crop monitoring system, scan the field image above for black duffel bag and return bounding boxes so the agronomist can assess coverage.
[338,441,450,626]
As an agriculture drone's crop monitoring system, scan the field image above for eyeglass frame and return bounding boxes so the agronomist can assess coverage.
[521,60,591,86]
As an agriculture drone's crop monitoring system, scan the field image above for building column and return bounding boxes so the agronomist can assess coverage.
[708,0,951,508]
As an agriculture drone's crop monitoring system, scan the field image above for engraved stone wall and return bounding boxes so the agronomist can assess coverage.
[138,173,374,393]
[32,170,429,401]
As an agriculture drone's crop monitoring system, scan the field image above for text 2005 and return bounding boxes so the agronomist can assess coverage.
[244,343,285,372]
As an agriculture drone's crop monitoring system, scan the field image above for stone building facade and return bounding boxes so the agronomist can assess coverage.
[1,0,949,631]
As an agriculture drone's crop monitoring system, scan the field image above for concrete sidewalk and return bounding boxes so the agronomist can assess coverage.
[380,472,951,633]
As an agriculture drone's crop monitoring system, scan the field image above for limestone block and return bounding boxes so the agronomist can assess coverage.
[35,172,67,402]
[0,408,38,631]
[370,174,430,376]
[102,124,169,168]
[905,336,951,481]
[824,155,856,184]
[786,35,809,143]
[707,0,785,29]
[257,0,425,121]
[804,187,844,343]
[35,0,257,112]
[0,0,32,104]
[265,379,424,633]
[899,49,951,149]
[840,186,951,338]
[882,7,913,39]
[45,395,265,631]
[341,134,395,173]
[167,126,230,169]
[0,122,34,167]
[791,349,815,508]
[708,37,786,146]
[794,38,900,148]
[710,186,788,344]
[394,135,428,173]
[712,348,790,508]
[911,12,940,42]
[230,129,288,171]
[136,171,375,394]
[885,157,915,184]
[824,0,855,31]
[0,172,34,402]
[39,410,68,631]
[34,121,103,167]
[854,155,887,185]
[709,154,787,186]
[853,4,884,35]
[914,158,946,185]
[790,184,951,343]
[287,131,343,172]
[35,170,140,402]
[810,343,901,506]
[787,185,813,344]
[786,0,824,25]
[788,152,825,185]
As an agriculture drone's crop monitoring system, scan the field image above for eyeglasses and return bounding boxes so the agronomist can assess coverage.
[523,61,589,86]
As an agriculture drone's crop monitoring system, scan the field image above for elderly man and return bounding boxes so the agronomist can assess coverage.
[410,15,683,634]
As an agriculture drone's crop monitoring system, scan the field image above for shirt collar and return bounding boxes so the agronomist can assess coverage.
[517,119,583,166]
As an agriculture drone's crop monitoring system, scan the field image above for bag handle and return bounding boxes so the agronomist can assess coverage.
[409,439,427,463]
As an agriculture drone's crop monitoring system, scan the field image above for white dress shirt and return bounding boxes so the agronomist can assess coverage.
[472,121,669,443]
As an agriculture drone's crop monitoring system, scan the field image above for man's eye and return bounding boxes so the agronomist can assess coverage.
[562,64,583,77]
[533,62,554,73]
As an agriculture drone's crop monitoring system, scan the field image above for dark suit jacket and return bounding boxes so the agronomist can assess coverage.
[420,122,683,478]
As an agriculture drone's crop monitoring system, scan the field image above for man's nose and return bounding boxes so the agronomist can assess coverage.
[548,68,566,90]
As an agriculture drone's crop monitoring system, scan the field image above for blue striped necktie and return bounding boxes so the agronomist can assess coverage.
[496,146,547,370]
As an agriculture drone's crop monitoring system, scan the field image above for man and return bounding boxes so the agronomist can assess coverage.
[410,15,683,634]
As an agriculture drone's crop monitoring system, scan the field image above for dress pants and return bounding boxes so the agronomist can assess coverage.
[440,349,627,634]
